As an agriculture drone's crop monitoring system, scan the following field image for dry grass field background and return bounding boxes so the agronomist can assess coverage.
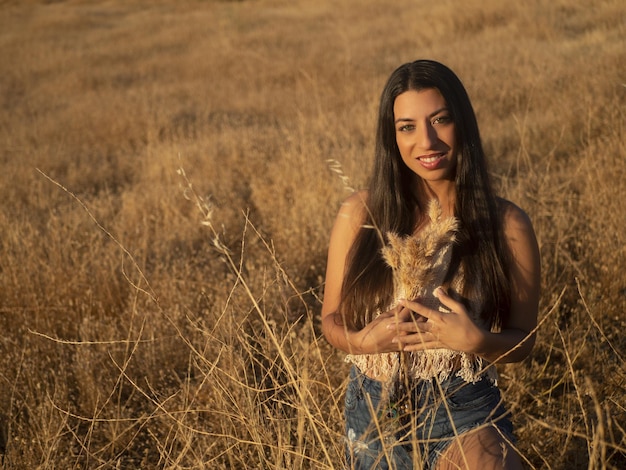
[1,0,625,468]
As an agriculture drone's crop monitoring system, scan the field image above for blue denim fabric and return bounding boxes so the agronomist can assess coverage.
[344,366,515,469]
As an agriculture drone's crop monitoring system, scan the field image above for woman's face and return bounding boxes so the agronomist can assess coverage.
[393,88,458,187]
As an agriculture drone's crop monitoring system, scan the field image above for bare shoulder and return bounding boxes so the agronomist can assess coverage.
[339,190,369,215]
[334,190,369,230]
[497,198,535,236]
[326,190,369,271]
[496,198,540,270]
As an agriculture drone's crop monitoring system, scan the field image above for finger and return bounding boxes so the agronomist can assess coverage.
[397,319,434,337]
[434,287,466,314]
[396,306,415,321]
[402,338,443,351]
[395,331,439,349]
[391,319,421,334]
[395,318,442,341]
[383,308,409,332]
[387,309,427,332]
[378,308,397,319]
[397,298,434,319]
[421,319,433,333]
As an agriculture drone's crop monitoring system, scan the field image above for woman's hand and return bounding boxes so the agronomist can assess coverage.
[346,305,416,354]
[390,287,487,354]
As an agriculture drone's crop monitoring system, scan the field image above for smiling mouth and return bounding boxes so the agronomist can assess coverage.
[418,153,446,163]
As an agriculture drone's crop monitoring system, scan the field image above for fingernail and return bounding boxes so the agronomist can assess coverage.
[434,287,444,297]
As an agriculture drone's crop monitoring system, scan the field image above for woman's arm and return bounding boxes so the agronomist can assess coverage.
[321,191,407,355]
[393,201,541,364]
[478,200,541,363]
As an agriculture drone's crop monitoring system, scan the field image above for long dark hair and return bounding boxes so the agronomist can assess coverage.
[338,59,511,331]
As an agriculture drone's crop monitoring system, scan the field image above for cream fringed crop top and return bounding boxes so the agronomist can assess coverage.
[344,201,497,386]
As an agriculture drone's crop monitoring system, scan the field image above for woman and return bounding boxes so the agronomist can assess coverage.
[321,60,540,469]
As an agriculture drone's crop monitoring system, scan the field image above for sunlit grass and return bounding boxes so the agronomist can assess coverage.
[0,0,624,468]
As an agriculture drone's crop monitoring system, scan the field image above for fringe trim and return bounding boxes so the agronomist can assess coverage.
[344,350,496,386]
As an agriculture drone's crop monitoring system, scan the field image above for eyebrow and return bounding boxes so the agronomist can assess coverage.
[394,107,450,124]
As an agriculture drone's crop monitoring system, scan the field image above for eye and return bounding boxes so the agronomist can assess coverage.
[432,115,452,125]
[397,124,415,132]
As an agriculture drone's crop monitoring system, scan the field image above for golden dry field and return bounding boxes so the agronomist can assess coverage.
[0,0,625,468]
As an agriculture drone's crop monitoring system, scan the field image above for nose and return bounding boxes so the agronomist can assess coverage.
[416,121,438,148]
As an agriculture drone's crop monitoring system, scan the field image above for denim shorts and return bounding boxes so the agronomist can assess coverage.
[344,366,515,469]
